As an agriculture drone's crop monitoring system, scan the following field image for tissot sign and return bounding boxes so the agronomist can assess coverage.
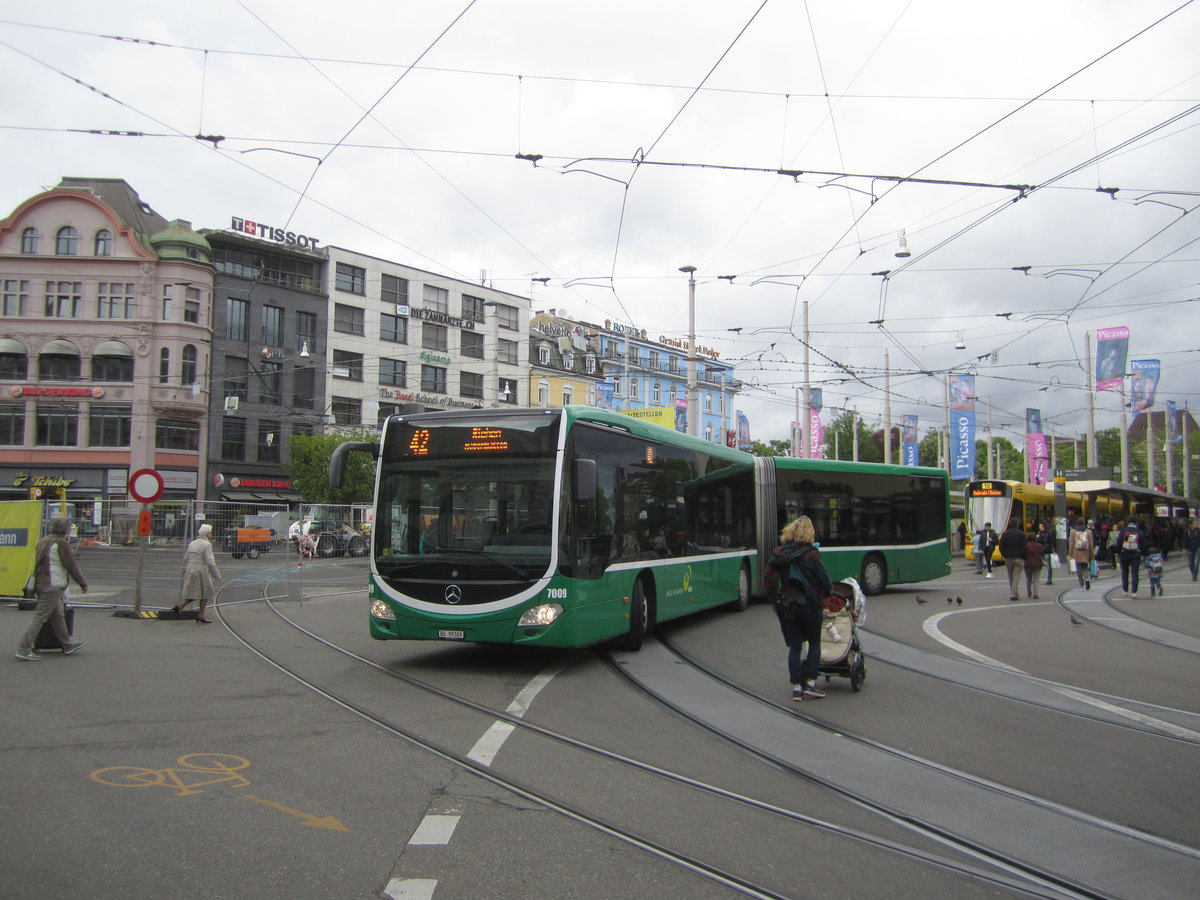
[230,216,321,250]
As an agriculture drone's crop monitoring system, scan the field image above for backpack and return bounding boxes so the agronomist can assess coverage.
[1147,554,1163,575]
[1074,531,1088,551]
[1121,529,1139,552]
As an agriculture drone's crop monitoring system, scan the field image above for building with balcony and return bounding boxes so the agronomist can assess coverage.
[582,315,740,443]
[0,178,214,504]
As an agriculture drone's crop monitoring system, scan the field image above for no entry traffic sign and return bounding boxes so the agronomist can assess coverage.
[129,468,165,504]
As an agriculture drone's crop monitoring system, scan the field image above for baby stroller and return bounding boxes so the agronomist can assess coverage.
[819,578,867,691]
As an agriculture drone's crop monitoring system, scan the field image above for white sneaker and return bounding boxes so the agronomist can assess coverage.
[985,572,993,579]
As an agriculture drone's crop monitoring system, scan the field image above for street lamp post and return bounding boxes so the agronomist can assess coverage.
[679,265,698,437]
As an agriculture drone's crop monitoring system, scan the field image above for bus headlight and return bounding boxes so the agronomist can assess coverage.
[370,599,396,620]
[518,603,563,627]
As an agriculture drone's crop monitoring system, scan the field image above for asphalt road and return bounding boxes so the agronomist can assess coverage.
[2,549,1197,898]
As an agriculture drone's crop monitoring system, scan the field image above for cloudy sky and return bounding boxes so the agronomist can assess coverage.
[3,1,1198,451]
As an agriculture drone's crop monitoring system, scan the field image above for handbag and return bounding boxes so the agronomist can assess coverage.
[23,543,48,598]
[1066,558,1076,573]
[1089,559,1098,579]
[1049,552,1060,569]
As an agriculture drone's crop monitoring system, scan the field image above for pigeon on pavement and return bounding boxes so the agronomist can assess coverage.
[916,596,928,604]
[1070,614,1084,627]
[956,596,963,605]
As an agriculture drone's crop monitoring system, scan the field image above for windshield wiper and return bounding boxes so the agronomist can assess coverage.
[425,546,539,579]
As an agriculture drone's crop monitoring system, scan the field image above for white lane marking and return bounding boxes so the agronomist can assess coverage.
[409,814,460,846]
[383,878,437,900]
[467,721,516,766]
[923,605,1200,741]
[922,606,1026,671]
[467,659,568,766]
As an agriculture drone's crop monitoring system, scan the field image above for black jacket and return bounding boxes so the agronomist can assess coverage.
[998,526,1028,561]
[1185,527,1200,554]
[1117,526,1145,557]
[767,541,832,608]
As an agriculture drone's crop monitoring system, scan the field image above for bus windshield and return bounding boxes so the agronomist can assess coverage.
[373,411,561,583]
[965,480,1014,534]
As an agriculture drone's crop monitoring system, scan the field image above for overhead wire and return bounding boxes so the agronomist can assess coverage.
[4,7,1195,444]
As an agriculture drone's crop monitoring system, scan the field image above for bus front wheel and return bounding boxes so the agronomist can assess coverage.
[860,554,887,595]
[620,578,652,651]
[727,562,751,612]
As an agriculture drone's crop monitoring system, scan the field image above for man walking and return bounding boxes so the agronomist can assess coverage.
[15,517,88,661]
[1117,519,1146,596]
[976,522,998,578]
[999,518,1028,602]
[1186,519,1200,582]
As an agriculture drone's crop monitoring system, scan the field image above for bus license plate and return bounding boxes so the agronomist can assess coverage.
[438,629,465,640]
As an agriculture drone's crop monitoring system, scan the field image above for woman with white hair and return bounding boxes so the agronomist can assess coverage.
[15,517,88,661]
[175,523,221,623]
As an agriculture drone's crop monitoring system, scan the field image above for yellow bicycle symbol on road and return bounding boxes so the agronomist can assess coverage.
[90,753,251,797]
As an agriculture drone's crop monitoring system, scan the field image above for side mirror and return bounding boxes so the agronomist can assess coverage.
[572,458,597,502]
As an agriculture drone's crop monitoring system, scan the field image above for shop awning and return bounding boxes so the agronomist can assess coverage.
[220,492,300,505]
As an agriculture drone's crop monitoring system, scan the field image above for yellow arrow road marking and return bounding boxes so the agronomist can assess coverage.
[243,795,348,831]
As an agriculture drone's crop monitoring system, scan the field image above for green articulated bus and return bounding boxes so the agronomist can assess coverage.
[330,406,951,651]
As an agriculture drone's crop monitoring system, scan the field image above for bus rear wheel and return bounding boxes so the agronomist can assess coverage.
[620,577,652,651]
[860,553,887,595]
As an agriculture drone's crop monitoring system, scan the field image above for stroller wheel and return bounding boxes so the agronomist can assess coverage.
[850,656,866,692]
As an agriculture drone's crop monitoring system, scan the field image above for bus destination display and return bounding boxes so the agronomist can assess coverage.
[407,427,511,456]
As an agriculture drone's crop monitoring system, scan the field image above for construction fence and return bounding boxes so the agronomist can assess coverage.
[4,499,372,605]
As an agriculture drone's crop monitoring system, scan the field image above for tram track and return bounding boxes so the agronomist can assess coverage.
[857,620,1200,747]
[645,628,1200,900]
[209,572,1064,899]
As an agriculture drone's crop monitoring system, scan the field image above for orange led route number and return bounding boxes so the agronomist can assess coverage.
[407,427,510,456]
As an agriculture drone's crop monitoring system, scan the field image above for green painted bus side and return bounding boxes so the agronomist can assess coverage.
[353,407,951,649]
[759,456,952,594]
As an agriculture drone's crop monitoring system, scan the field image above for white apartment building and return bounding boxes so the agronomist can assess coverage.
[324,248,529,426]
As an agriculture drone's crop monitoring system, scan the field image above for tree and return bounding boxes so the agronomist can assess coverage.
[750,438,792,457]
[917,430,941,468]
[290,430,377,504]
[822,411,881,462]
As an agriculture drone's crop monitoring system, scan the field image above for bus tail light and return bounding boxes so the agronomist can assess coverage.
[518,603,563,627]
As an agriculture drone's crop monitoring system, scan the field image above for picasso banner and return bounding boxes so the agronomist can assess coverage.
[809,410,824,459]
[902,414,919,466]
[594,382,614,410]
[736,410,751,451]
[1168,400,1182,443]
[673,398,688,432]
[1129,359,1160,414]
[1025,408,1049,486]
[948,373,976,480]
[1095,326,1129,391]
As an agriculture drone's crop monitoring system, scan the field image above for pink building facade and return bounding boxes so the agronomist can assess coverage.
[0,178,214,505]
